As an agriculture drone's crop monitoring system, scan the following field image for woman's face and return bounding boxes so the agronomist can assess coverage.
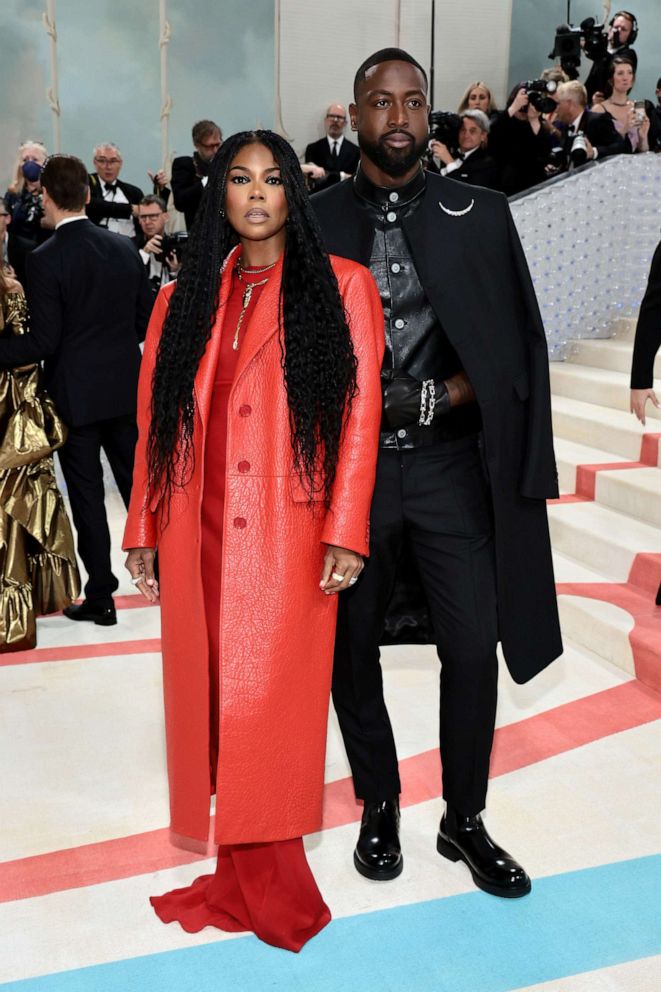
[612,63,634,93]
[225,142,288,248]
[468,86,489,112]
[21,145,46,166]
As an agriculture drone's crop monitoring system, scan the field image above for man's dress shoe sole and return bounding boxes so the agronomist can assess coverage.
[353,850,403,882]
[436,834,531,898]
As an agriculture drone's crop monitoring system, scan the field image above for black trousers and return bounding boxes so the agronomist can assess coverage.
[57,414,138,602]
[332,436,499,817]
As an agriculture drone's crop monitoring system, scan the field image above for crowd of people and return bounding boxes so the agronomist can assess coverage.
[2,26,660,960]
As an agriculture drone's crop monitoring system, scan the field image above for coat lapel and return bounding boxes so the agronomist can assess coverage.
[194,244,240,431]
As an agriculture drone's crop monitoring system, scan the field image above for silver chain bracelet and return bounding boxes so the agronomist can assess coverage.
[418,379,436,426]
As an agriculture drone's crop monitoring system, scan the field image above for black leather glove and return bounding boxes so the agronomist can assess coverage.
[381,370,450,430]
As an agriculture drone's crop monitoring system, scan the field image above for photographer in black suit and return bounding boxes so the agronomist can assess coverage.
[0,155,153,626]
[171,120,222,230]
[428,110,500,189]
[304,104,360,192]
[553,80,625,169]
[585,10,638,104]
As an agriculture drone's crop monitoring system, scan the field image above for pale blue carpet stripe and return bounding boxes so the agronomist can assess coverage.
[3,855,660,992]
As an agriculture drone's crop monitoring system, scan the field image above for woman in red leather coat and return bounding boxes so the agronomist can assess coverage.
[123,131,384,951]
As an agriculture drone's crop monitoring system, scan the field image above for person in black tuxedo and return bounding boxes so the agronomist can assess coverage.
[553,80,625,169]
[87,143,144,239]
[0,155,153,626]
[428,110,500,189]
[313,49,561,898]
[171,120,222,231]
[304,104,360,193]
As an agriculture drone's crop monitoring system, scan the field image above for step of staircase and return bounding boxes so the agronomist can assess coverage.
[550,363,661,419]
[607,316,637,341]
[551,395,650,460]
[554,437,631,494]
[547,500,661,581]
[594,467,661,530]
[567,337,661,379]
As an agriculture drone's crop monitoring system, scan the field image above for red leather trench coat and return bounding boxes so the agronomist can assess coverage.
[123,248,384,846]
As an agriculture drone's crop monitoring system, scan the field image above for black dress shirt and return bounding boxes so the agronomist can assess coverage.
[352,168,481,447]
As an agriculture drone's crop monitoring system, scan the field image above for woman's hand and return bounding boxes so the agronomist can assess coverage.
[630,388,660,425]
[320,545,364,595]
[125,547,159,602]
[508,88,529,117]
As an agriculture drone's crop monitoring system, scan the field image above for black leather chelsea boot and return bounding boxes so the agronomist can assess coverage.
[354,799,403,881]
[437,805,531,898]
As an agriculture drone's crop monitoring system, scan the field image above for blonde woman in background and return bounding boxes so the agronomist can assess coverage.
[457,81,498,119]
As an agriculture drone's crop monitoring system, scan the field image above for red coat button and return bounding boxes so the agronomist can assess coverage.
[238,460,250,474]
[239,404,252,417]
[233,517,247,529]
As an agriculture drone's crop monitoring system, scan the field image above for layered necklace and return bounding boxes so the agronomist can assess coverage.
[232,258,278,351]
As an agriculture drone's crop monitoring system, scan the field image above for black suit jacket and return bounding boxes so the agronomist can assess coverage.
[304,136,360,191]
[171,155,205,231]
[313,174,562,681]
[431,147,501,190]
[87,173,144,237]
[578,110,626,160]
[631,240,661,388]
[0,219,152,427]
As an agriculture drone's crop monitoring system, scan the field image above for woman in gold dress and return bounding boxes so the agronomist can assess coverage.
[0,266,79,651]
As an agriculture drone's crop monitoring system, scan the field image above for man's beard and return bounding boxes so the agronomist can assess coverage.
[358,131,428,179]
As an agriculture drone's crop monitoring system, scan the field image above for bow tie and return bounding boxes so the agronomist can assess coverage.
[104,181,117,192]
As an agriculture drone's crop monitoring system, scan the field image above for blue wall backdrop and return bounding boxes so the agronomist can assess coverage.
[1,0,275,189]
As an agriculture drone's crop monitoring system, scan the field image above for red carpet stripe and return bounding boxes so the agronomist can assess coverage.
[0,638,161,666]
[2,679,659,904]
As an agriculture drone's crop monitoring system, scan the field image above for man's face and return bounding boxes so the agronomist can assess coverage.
[138,205,167,238]
[458,118,484,153]
[350,60,430,180]
[325,105,347,139]
[195,130,222,163]
[94,148,122,183]
[611,15,632,45]
[554,97,578,125]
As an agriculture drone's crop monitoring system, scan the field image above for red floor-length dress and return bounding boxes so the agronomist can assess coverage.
[150,265,331,952]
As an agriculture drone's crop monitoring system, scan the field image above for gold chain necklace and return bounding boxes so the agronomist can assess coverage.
[232,264,272,351]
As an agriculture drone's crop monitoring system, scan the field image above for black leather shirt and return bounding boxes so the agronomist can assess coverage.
[353,168,480,448]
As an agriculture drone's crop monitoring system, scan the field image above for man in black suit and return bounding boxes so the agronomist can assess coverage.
[304,104,360,192]
[313,49,562,898]
[429,110,500,189]
[0,155,153,625]
[554,80,626,168]
[171,120,222,231]
[87,143,144,239]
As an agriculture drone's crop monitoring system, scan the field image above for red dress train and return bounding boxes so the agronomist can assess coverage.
[149,266,331,952]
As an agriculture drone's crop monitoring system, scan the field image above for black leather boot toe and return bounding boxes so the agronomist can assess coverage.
[437,806,531,898]
[354,799,403,881]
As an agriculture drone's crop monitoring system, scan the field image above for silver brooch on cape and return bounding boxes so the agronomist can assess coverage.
[438,198,474,217]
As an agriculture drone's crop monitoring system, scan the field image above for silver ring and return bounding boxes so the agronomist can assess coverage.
[131,575,145,586]
[349,576,358,585]
[332,572,345,582]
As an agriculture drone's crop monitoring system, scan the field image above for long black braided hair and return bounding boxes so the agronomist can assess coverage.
[147,130,358,511]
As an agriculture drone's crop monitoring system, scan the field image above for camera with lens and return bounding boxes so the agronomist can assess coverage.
[521,79,559,114]
[157,231,189,264]
[568,131,589,166]
[549,16,608,79]
[428,110,462,149]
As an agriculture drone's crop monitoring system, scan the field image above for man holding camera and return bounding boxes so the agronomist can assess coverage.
[489,83,556,195]
[136,195,180,303]
[171,119,222,231]
[553,81,625,169]
[585,10,638,104]
[313,48,561,899]
[429,110,500,189]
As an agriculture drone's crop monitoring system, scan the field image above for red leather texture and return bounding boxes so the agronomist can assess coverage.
[123,247,384,845]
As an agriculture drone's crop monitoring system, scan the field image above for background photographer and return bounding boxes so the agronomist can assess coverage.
[429,110,500,189]
[489,81,556,195]
[553,80,626,170]
[171,119,222,231]
[585,10,638,103]
[136,195,181,304]
[4,159,51,285]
